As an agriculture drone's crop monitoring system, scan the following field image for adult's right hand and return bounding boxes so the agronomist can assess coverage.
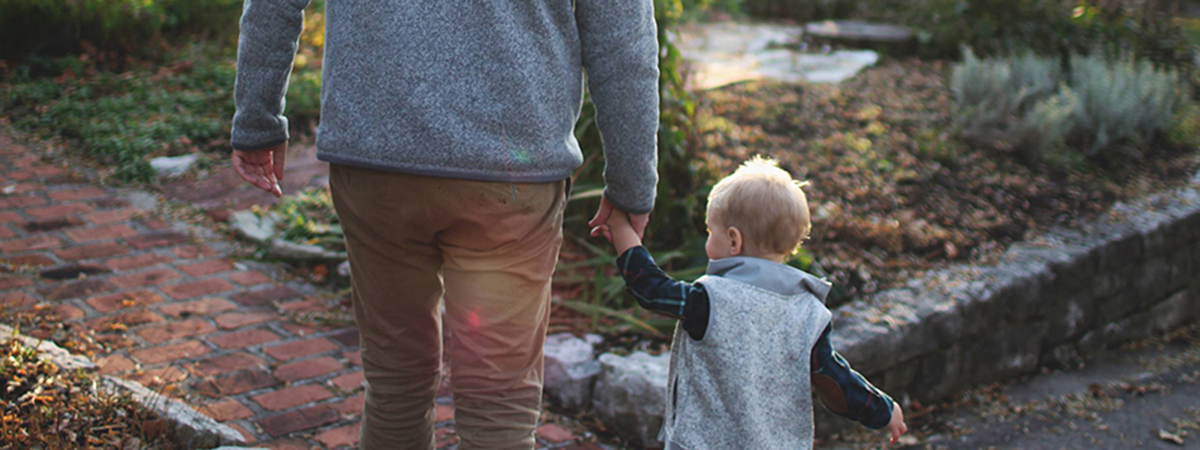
[588,196,649,240]
[231,142,287,198]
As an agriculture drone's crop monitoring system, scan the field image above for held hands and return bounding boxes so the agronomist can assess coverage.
[231,142,287,198]
[588,196,649,255]
[885,402,908,445]
[590,207,643,256]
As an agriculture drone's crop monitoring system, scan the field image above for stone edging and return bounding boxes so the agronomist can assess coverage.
[0,324,246,449]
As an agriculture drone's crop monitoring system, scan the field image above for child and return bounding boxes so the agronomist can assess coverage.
[593,157,907,449]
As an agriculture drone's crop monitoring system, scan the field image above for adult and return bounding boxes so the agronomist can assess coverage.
[229,1,660,449]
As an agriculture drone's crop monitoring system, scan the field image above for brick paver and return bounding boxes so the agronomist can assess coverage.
[0,131,587,449]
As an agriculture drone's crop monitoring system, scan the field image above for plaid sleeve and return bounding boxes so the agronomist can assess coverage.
[811,325,895,429]
[615,246,709,340]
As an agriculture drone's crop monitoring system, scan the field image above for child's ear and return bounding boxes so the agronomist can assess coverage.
[727,227,743,256]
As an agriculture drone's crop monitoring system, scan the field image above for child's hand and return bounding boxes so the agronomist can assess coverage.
[606,208,633,232]
[885,402,907,445]
[591,210,642,255]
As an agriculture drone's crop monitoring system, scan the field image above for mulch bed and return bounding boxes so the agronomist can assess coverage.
[695,58,1200,305]
[0,338,181,449]
[548,58,1198,339]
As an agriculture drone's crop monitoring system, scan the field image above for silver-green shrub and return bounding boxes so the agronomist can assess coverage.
[951,49,1192,160]
[1017,87,1079,157]
[1068,53,1190,155]
[951,49,1065,157]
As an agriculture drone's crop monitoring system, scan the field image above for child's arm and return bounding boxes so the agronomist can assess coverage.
[811,325,907,442]
[606,213,710,340]
[601,208,644,256]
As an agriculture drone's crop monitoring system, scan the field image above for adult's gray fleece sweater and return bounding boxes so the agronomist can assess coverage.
[231,0,661,214]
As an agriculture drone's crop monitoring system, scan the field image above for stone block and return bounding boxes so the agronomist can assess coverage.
[1093,289,1144,327]
[1190,238,1200,275]
[875,355,921,396]
[228,210,277,245]
[1041,342,1083,370]
[543,333,602,411]
[828,314,897,375]
[1097,231,1144,274]
[958,321,1045,387]
[1078,289,1197,355]
[101,376,245,448]
[813,403,856,438]
[1042,299,1092,346]
[1166,249,1195,292]
[592,352,669,449]
[888,294,962,371]
[1081,271,1127,306]
[1128,258,1176,311]
[1148,289,1200,333]
[910,345,964,401]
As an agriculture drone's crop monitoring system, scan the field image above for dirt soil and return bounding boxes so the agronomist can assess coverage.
[695,59,1200,306]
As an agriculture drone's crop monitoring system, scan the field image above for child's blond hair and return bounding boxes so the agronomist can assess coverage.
[706,156,811,255]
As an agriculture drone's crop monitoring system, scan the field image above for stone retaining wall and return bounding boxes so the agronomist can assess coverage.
[822,170,1200,433]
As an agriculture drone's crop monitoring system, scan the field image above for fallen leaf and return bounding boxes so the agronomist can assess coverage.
[1160,429,1185,445]
[944,241,959,259]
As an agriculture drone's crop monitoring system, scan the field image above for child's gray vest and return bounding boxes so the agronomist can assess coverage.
[660,274,832,450]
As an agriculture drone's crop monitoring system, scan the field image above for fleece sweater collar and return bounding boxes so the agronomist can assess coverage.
[706,256,831,302]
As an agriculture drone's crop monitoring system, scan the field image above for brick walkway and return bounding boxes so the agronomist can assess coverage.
[0,131,593,450]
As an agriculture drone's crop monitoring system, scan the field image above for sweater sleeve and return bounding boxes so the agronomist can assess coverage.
[616,246,709,340]
[231,0,311,151]
[575,0,660,214]
[811,325,895,429]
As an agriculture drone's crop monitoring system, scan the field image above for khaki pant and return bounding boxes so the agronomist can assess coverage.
[329,164,567,450]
